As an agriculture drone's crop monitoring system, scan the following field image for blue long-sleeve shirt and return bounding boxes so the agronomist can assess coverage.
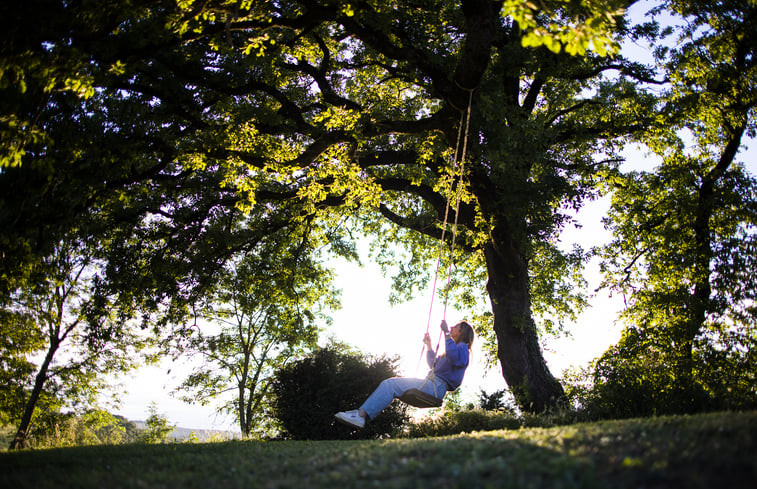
[426,337,470,390]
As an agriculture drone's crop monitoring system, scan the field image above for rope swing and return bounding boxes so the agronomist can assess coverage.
[399,87,474,409]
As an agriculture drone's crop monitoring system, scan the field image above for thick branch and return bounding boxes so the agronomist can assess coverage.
[378,203,442,241]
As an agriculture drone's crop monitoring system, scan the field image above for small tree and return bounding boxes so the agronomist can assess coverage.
[477,388,518,414]
[2,234,151,449]
[138,402,175,444]
[271,345,408,440]
[174,229,337,438]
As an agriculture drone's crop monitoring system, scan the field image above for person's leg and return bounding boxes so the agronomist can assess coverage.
[359,377,427,420]
[336,375,451,428]
[417,375,449,399]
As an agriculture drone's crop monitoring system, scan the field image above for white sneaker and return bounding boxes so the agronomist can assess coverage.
[334,410,365,429]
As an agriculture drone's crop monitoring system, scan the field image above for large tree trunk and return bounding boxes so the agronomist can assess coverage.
[483,235,565,413]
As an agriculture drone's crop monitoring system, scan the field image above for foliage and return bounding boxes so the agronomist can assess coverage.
[173,229,337,437]
[404,388,591,437]
[0,304,43,425]
[0,0,99,168]
[594,0,757,417]
[0,1,170,295]
[271,345,408,440]
[503,0,627,56]
[137,403,175,445]
[404,409,522,438]
[477,388,519,413]
[2,411,756,488]
[23,410,139,449]
[1,233,152,449]
[566,326,757,419]
[0,425,11,449]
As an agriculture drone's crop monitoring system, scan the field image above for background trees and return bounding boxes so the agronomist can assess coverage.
[588,0,757,417]
[0,0,162,295]
[1,233,152,449]
[174,231,337,437]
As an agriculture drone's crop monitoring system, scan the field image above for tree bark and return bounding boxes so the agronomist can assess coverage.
[483,233,565,413]
[10,341,58,450]
[676,122,746,385]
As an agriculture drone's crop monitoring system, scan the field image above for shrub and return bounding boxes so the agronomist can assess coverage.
[477,388,518,415]
[404,408,522,437]
[271,346,408,440]
[22,409,139,448]
[403,387,593,438]
[564,325,757,420]
[137,402,175,444]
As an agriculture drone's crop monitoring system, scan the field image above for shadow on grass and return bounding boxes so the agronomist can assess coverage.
[0,436,598,489]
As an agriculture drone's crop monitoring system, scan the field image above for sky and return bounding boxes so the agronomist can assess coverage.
[109,1,757,432]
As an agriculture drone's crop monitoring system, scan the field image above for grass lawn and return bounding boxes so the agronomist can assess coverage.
[1,410,755,488]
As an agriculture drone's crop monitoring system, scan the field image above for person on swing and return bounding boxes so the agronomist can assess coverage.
[334,319,475,429]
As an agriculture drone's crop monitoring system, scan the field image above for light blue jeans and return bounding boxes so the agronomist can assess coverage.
[359,375,449,420]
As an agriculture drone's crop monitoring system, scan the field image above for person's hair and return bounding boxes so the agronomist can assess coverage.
[457,321,475,350]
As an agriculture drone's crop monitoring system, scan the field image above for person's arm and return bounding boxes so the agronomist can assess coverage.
[426,348,436,368]
[424,333,435,368]
[443,338,469,367]
[438,320,468,365]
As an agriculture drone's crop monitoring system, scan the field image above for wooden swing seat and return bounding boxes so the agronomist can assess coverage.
[398,388,444,408]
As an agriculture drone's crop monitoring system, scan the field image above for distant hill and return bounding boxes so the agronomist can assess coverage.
[132,421,241,442]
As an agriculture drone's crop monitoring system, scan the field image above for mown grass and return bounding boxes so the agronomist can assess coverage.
[2,411,755,488]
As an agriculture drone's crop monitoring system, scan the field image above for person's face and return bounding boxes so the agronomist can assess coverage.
[450,323,465,342]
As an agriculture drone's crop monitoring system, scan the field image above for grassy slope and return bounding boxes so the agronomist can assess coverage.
[1,411,755,489]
